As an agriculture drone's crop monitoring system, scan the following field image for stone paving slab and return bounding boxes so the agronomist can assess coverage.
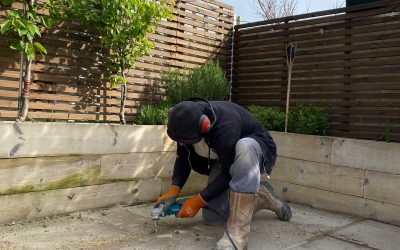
[293,236,371,250]
[0,203,398,250]
[330,220,400,250]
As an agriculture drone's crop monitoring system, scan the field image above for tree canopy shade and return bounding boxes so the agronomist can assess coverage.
[47,0,174,124]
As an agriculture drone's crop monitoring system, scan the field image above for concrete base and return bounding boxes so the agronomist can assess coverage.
[1,203,399,250]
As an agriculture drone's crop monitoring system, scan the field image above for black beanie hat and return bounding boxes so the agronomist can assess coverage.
[167,101,203,144]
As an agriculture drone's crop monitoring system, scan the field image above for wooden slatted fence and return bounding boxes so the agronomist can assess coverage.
[232,0,400,142]
[0,0,234,123]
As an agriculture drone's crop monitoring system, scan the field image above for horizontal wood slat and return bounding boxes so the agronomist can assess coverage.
[178,2,233,23]
[236,18,400,49]
[0,0,234,123]
[182,0,234,17]
[0,110,18,119]
[232,1,400,142]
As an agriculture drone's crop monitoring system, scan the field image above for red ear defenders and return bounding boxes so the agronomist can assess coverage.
[183,97,217,134]
[199,114,211,133]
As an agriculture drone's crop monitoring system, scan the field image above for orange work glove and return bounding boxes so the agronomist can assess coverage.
[155,185,180,210]
[176,194,206,218]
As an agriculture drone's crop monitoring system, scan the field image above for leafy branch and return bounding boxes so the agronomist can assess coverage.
[0,1,52,60]
[0,0,54,122]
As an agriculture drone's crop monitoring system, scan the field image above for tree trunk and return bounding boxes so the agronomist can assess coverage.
[16,59,32,122]
[16,0,34,123]
[119,69,127,124]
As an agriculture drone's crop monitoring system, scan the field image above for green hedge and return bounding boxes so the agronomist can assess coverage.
[288,106,330,135]
[248,106,285,131]
[248,105,330,136]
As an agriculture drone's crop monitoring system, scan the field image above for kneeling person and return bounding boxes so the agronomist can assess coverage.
[155,98,292,250]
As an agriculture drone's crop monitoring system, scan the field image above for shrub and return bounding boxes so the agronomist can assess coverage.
[188,61,230,101]
[136,61,229,125]
[288,105,330,135]
[248,105,330,135]
[136,103,169,125]
[248,106,285,131]
[161,61,230,104]
[160,69,189,105]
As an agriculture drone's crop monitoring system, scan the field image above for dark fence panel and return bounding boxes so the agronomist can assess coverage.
[232,0,400,142]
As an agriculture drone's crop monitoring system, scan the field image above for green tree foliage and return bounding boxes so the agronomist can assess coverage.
[0,0,54,122]
[0,1,52,60]
[47,0,174,124]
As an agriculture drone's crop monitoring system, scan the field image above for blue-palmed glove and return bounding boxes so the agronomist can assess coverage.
[154,185,181,211]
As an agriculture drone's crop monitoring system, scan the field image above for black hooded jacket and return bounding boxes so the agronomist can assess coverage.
[167,101,277,202]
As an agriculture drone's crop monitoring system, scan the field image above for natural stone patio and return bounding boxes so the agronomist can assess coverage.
[1,203,399,250]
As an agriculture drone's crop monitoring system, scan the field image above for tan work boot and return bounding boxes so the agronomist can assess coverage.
[254,181,292,221]
[216,191,256,250]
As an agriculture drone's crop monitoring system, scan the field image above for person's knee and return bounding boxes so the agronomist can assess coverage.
[202,207,227,226]
[235,138,260,164]
[230,138,262,193]
[236,138,255,152]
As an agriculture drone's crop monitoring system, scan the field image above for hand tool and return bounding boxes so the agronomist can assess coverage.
[151,201,183,233]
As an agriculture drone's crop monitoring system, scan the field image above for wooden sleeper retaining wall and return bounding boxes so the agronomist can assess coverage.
[0,122,206,224]
[269,131,400,226]
[0,123,399,226]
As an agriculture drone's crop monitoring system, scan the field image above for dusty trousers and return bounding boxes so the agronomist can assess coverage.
[202,137,264,225]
